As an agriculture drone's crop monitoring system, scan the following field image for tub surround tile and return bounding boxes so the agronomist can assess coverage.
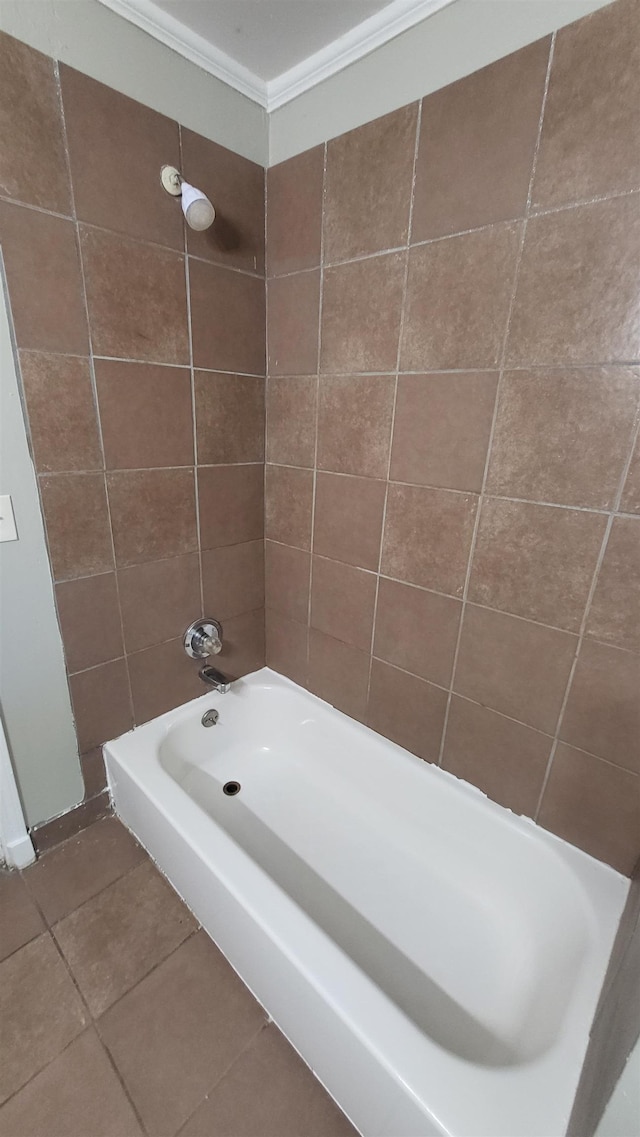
[60,65,182,248]
[182,128,265,273]
[69,659,132,754]
[313,473,386,571]
[454,605,578,735]
[107,469,197,568]
[98,930,266,1137]
[96,360,194,470]
[506,194,640,366]
[198,464,264,550]
[40,473,113,581]
[412,39,549,242]
[218,608,266,680]
[390,373,498,493]
[374,577,461,689]
[367,660,447,764]
[0,874,45,964]
[118,552,202,654]
[0,934,87,1103]
[324,104,418,263]
[265,610,309,688]
[560,640,640,773]
[400,223,521,371]
[31,795,112,856]
[442,697,552,818]
[317,375,395,479]
[189,258,266,375]
[321,252,405,374]
[267,146,324,277]
[585,518,640,654]
[620,436,640,514]
[195,372,264,465]
[128,638,204,724]
[0,32,71,213]
[311,556,377,652]
[486,368,639,509]
[468,498,607,632]
[381,484,477,597]
[308,630,370,722]
[266,376,318,468]
[265,542,310,623]
[20,352,102,474]
[79,747,108,802]
[56,573,123,673]
[531,0,640,210]
[267,271,320,376]
[203,541,265,620]
[0,202,88,353]
[80,225,189,364]
[265,465,314,550]
[539,743,640,876]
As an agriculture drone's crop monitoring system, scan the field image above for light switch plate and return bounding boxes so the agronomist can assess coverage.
[0,494,18,542]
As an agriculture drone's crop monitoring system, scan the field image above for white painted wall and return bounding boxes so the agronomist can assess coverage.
[0,261,84,827]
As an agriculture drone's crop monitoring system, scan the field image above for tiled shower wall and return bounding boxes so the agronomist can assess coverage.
[0,32,266,836]
[264,0,640,874]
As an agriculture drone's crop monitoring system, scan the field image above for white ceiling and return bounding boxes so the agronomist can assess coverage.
[98,0,455,109]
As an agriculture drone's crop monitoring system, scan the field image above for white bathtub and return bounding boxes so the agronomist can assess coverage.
[104,668,627,1137]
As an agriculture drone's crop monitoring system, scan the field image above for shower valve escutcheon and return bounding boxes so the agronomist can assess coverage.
[184,618,223,659]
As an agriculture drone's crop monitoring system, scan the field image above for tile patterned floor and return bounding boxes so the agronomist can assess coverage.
[0,816,358,1137]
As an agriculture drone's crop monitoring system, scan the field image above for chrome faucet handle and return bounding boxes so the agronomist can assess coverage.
[184,618,223,659]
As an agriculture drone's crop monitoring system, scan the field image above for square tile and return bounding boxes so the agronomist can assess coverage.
[486,367,639,508]
[412,39,549,241]
[31,795,111,856]
[99,930,265,1137]
[0,934,87,1103]
[324,104,418,263]
[308,629,370,721]
[390,372,498,492]
[317,374,395,479]
[539,743,640,874]
[20,352,102,474]
[0,873,45,963]
[313,472,386,571]
[441,697,552,817]
[128,637,204,724]
[374,576,461,687]
[454,604,577,734]
[69,658,133,752]
[265,610,308,688]
[54,860,196,1016]
[381,484,477,596]
[0,201,88,353]
[267,146,324,277]
[321,252,405,374]
[118,552,202,653]
[367,659,447,763]
[620,434,640,514]
[190,258,265,375]
[107,468,197,567]
[198,465,264,549]
[506,195,640,366]
[0,32,71,212]
[80,225,189,364]
[24,816,145,926]
[311,556,377,652]
[39,472,113,581]
[195,372,264,464]
[218,608,265,679]
[561,639,640,773]
[401,222,521,370]
[96,359,194,470]
[266,376,317,467]
[203,541,264,620]
[267,271,320,376]
[60,64,182,247]
[531,0,640,210]
[265,465,314,549]
[586,517,640,653]
[56,572,123,673]
[265,541,310,623]
[468,498,607,631]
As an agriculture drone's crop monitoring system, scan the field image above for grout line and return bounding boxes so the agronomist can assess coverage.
[173,1023,270,1137]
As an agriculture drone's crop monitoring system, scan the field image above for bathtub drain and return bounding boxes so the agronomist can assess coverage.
[223,781,241,796]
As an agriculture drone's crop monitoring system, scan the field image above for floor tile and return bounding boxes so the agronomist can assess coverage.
[99,930,266,1137]
[0,933,87,1103]
[0,872,45,962]
[0,1029,143,1137]
[179,1023,357,1137]
[24,816,146,925]
[54,860,197,1016]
